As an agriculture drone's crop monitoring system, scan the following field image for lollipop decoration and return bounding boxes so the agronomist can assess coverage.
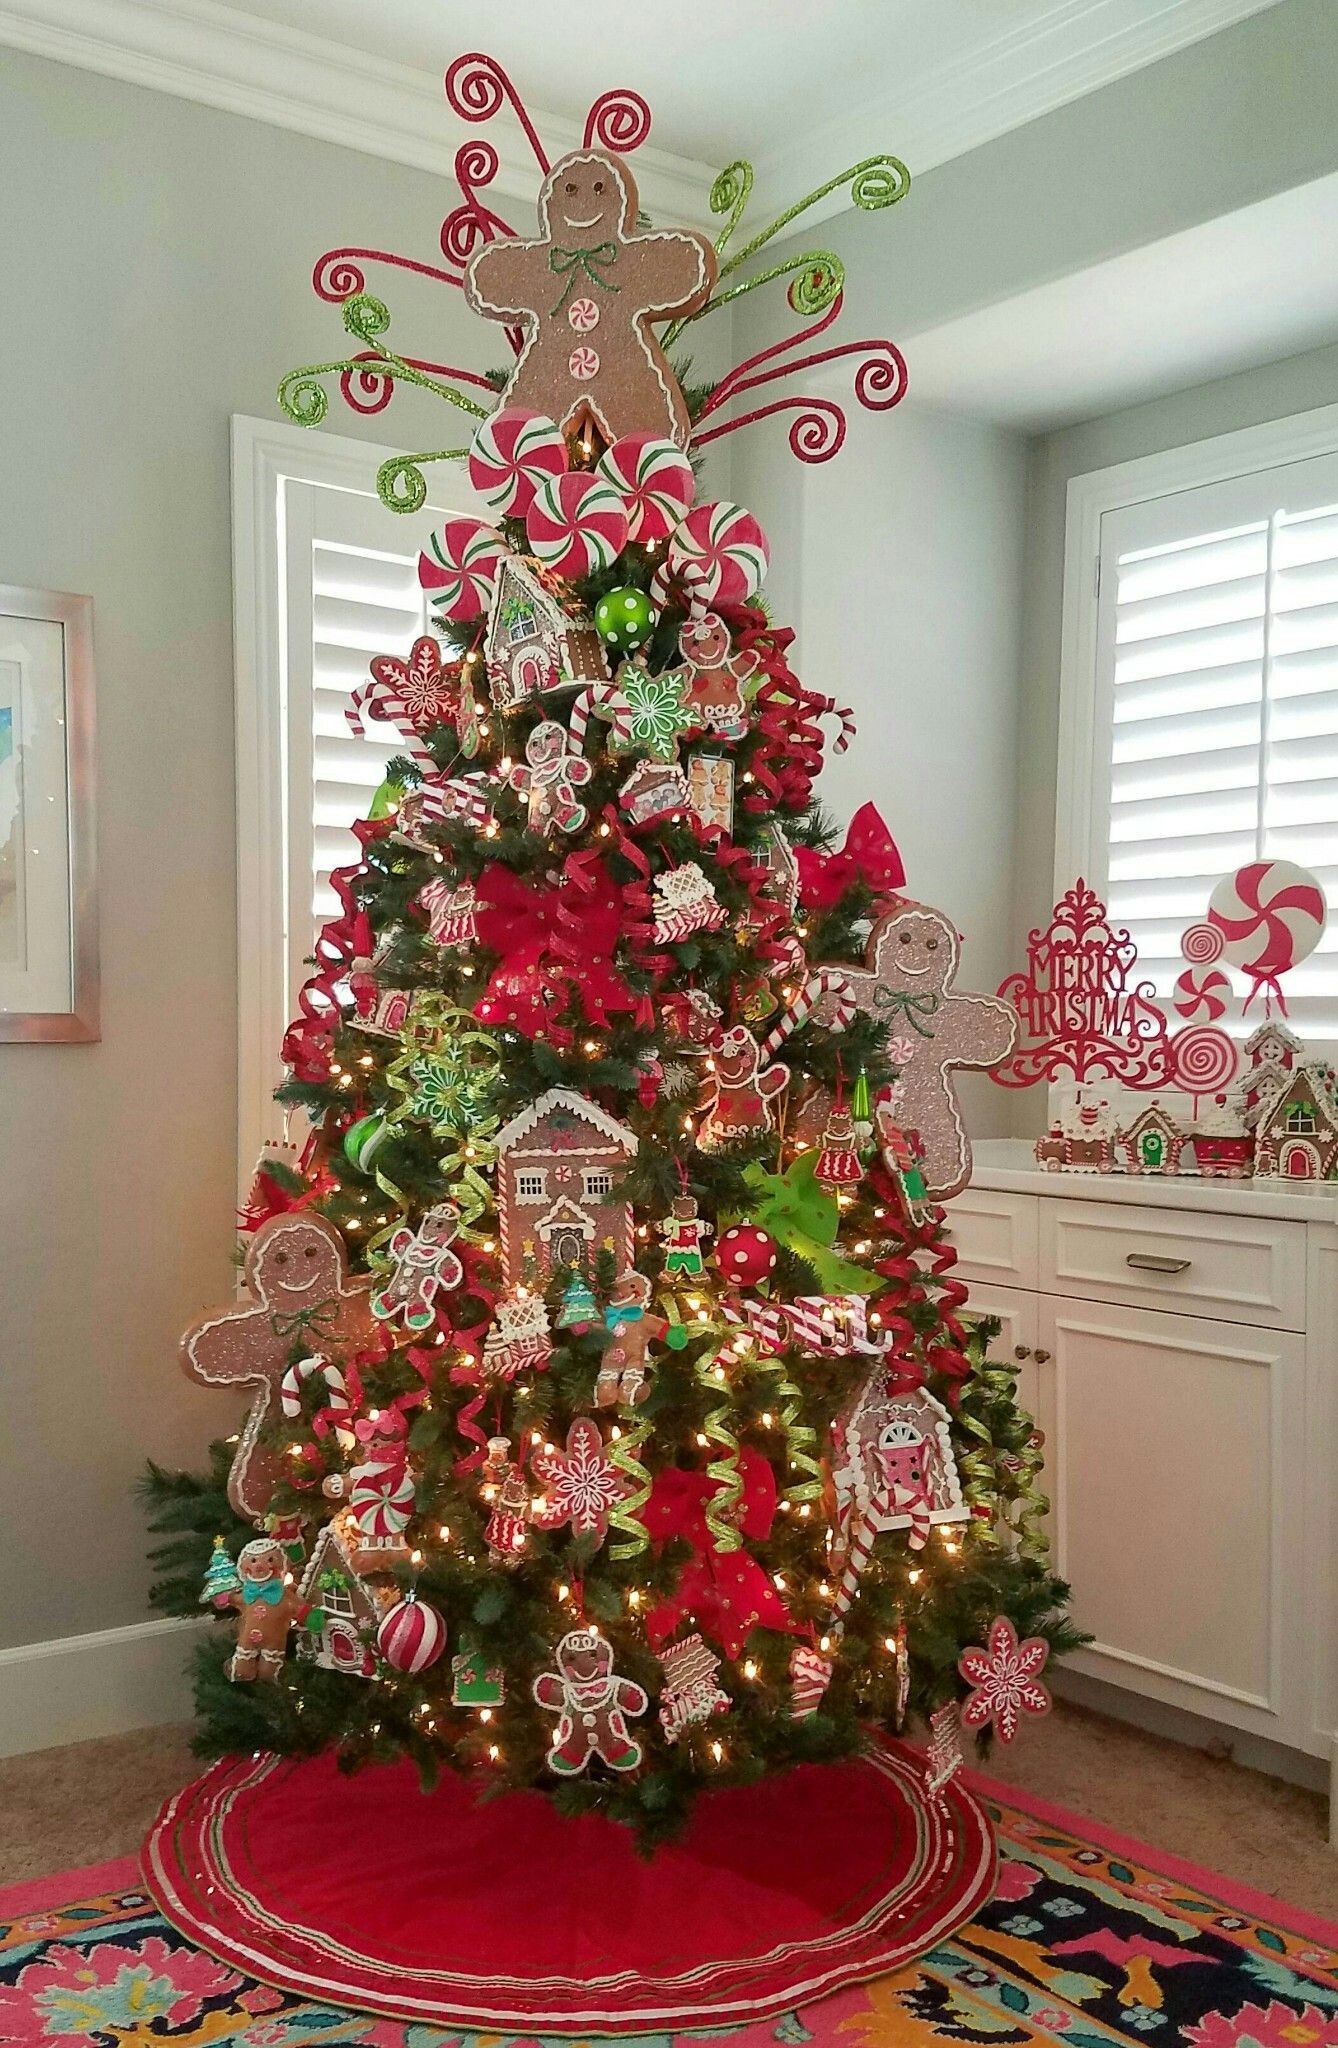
[468,409,567,517]
[1181,921,1225,965]
[418,518,504,623]
[527,473,630,578]
[596,435,695,542]
[1168,1023,1239,1116]
[661,501,771,611]
[1173,966,1230,1020]
[1206,860,1327,1016]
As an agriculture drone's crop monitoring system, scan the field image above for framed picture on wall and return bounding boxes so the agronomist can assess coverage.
[0,586,98,1042]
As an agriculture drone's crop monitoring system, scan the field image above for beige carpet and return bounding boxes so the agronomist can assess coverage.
[0,1704,1333,1918]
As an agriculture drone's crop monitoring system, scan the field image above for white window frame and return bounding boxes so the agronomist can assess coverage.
[1056,399,1338,901]
[231,414,487,1207]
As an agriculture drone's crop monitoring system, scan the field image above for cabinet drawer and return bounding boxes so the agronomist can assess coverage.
[1039,1200,1305,1331]
[944,1190,1038,1290]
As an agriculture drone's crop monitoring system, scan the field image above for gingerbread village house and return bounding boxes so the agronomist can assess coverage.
[1243,1018,1305,1116]
[296,1517,395,1677]
[484,555,607,712]
[1253,1063,1338,1180]
[1119,1101,1186,1175]
[494,1088,637,1288]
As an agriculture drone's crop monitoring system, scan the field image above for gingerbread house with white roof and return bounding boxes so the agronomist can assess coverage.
[494,1088,637,1287]
[296,1516,394,1678]
[1253,1063,1338,1180]
[484,556,607,712]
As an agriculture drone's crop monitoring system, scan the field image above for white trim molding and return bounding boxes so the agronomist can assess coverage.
[0,0,716,223]
[1055,396,1338,899]
[0,0,1281,231]
[0,1616,207,1758]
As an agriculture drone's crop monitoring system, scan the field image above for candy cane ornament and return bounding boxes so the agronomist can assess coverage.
[760,969,856,1061]
[279,1355,352,1441]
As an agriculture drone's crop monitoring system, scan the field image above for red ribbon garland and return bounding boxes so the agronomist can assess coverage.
[867,1160,972,1393]
[281,817,391,1082]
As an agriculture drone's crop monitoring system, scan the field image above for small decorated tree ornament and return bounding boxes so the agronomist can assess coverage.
[532,1416,633,1548]
[485,1457,534,1568]
[686,751,735,834]
[419,877,480,948]
[597,1269,668,1407]
[200,1536,241,1610]
[590,660,700,763]
[658,1193,713,1279]
[377,1593,447,1674]
[658,1634,730,1743]
[698,1023,789,1151]
[594,585,656,653]
[664,500,770,609]
[814,1104,863,1187]
[483,1289,554,1380]
[278,1354,352,1440]
[451,1642,506,1707]
[958,1615,1052,1743]
[532,1628,649,1775]
[619,758,690,827]
[507,719,594,835]
[789,1642,834,1719]
[226,1537,299,1684]
[851,1067,874,1150]
[714,1223,779,1288]
[664,615,758,742]
[342,1110,390,1175]
[352,634,478,766]
[653,862,728,943]
[370,1202,464,1333]
[557,1270,599,1327]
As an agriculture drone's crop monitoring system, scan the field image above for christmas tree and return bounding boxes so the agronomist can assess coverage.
[146,55,1078,1844]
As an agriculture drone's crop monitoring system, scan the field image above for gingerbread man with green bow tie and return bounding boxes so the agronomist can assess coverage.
[825,903,1017,1202]
[464,148,716,449]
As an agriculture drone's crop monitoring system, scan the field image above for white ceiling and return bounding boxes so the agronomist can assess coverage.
[904,170,1338,433]
[0,0,1281,224]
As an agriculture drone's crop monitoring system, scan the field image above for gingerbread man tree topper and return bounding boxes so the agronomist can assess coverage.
[181,1213,375,1521]
[465,149,716,450]
[827,903,1017,1201]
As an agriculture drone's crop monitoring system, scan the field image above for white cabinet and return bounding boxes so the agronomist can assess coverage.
[948,1151,1338,1785]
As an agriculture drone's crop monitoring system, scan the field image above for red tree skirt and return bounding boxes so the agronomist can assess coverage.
[142,1737,996,2035]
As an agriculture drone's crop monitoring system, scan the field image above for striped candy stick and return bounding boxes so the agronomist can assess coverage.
[760,968,856,1062]
[567,682,624,755]
[278,1355,354,1444]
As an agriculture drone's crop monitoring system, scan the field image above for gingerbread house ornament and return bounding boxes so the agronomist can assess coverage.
[494,1087,637,1288]
[1252,1065,1338,1180]
[484,555,607,713]
[296,1517,393,1678]
[1119,1100,1186,1175]
[831,1370,968,1553]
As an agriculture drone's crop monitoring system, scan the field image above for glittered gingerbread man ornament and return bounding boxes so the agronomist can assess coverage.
[508,719,593,835]
[828,903,1017,1200]
[698,1023,789,1151]
[181,1213,375,1521]
[597,1269,668,1408]
[668,616,757,741]
[464,150,716,449]
[533,1628,648,1774]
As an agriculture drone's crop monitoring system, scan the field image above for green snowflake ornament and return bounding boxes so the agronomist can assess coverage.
[607,664,699,763]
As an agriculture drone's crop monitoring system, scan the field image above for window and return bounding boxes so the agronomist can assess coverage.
[232,417,489,1197]
[516,1170,548,1201]
[582,1170,613,1198]
[1058,404,1338,1045]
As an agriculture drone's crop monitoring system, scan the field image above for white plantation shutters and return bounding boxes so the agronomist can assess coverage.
[1092,448,1338,1042]
[282,482,439,934]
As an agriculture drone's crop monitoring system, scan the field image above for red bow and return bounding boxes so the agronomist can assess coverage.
[473,862,635,1044]
[643,1448,799,1659]
[796,802,905,910]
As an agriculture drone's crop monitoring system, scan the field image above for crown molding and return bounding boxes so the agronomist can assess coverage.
[0,0,1282,236]
[0,0,719,224]
[752,0,1283,224]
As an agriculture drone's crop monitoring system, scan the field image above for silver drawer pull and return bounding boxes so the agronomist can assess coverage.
[1126,1252,1192,1274]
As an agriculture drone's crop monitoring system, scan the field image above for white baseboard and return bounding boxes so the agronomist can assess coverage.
[0,1615,208,1758]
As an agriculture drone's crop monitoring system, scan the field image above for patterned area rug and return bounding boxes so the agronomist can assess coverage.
[1,1773,1335,2046]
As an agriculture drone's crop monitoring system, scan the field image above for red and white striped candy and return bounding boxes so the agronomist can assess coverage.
[376,1595,446,1673]
[526,472,629,579]
[1208,861,1327,979]
[597,435,695,544]
[760,968,855,1061]
[666,500,770,608]
[1180,920,1225,965]
[468,408,566,518]
[418,518,504,621]
[1173,965,1230,1019]
[350,1458,415,1538]
[279,1355,349,1422]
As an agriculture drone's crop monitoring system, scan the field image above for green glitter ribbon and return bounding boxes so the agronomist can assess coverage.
[278,295,487,433]
[664,153,909,345]
[607,1416,653,1560]
[757,1344,824,1505]
[697,1342,743,1553]
[956,1319,1052,1561]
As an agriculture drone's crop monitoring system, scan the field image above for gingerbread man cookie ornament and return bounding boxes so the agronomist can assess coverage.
[181,1213,375,1522]
[597,1269,668,1408]
[225,1536,300,1683]
[830,903,1017,1201]
[464,150,716,450]
[668,617,757,742]
[533,1628,649,1774]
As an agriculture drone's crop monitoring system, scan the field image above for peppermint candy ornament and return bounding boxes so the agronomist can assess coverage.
[467,408,566,518]
[418,518,504,622]
[666,500,770,608]
[377,1594,447,1674]
[526,472,629,579]
[1208,860,1327,1009]
[1173,965,1230,1020]
[597,434,695,544]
